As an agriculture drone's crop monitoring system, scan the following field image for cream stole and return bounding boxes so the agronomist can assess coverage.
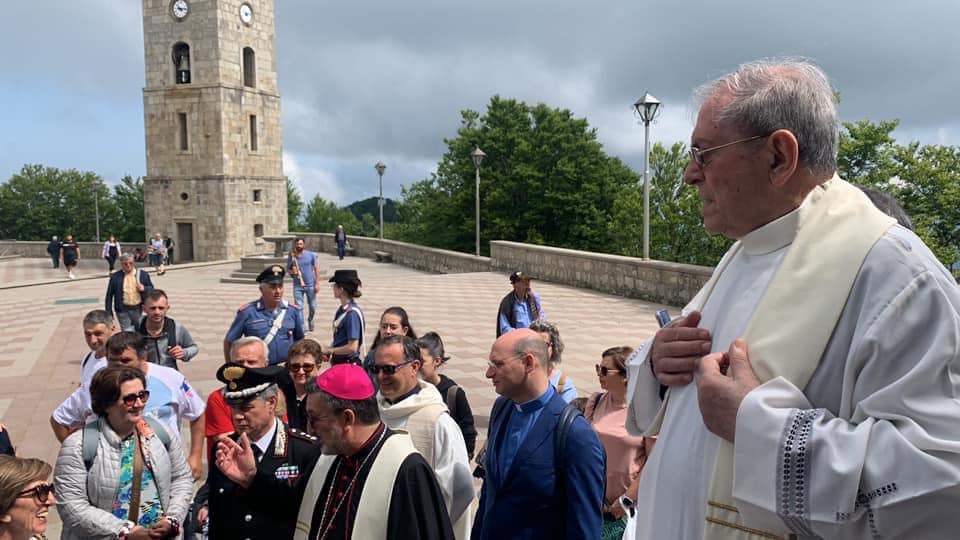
[659,177,894,538]
[294,432,418,540]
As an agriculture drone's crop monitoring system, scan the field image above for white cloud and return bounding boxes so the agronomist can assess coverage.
[282,152,344,204]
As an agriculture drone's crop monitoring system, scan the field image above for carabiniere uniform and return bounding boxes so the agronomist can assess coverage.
[206,364,321,539]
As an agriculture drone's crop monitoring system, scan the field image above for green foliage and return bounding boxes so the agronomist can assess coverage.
[302,195,360,234]
[395,96,639,255]
[346,197,398,223]
[609,143,732,266]
[105,175,145,243]
[287,178,305,231]
[0,164,104,241]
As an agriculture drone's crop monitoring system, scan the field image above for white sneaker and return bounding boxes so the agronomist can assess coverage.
[68,272,75,279]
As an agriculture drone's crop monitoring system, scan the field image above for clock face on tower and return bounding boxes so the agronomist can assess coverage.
[239,3,253,25]
[171,0,189,20]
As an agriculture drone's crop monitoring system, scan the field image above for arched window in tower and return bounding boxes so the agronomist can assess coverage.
[242,47,256,87]
[172,42,191,84]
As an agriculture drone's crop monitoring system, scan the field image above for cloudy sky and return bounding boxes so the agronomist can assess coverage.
[2,0,958,205]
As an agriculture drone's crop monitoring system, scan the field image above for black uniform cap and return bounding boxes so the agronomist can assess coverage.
[328,269,359,283]
[257,265,285,284]
[216,363,285,404]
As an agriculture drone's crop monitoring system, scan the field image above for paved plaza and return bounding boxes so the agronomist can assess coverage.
[0,251,671,533]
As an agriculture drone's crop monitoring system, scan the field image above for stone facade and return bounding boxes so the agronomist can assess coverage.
[142,0,286,262]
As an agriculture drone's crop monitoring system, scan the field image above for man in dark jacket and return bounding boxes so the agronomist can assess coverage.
[47,236,61,268]
[496,271,545,337]
[105,253,154,331]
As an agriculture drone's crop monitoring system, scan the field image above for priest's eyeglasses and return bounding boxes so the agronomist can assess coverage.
[367,359,415,376]
[120,390,150,406]
[18,483,55,504]
[688,134,768,168]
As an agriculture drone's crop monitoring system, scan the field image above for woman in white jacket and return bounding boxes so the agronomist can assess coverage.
[54,365,192,540]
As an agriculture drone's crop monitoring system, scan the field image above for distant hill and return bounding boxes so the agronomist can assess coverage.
[346,196,399,223]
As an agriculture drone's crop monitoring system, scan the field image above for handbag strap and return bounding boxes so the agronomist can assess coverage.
[129,433,145,524]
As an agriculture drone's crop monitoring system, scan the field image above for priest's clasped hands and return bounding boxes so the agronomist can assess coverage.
[651,311,761,442]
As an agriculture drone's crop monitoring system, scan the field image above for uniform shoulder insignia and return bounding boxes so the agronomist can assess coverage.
[236,302,251,312]
[342,304,352,312]
[288,428,318,442]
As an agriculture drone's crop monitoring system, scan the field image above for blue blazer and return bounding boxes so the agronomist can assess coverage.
[105,269,154,315]
[473,392,606,540]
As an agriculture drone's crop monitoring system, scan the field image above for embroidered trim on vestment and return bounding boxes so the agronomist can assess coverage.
[776,408,822,536]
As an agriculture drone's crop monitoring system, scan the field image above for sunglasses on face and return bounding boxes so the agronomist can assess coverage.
[121,390,150,406]
[595,364,626,377]
[18,482,54,504]
[367,359,415,376]
[288,363,316,374]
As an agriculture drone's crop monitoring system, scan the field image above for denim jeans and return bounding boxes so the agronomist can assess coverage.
[336,242,346,260]
[293,282,317,330]
[117,306,142,332]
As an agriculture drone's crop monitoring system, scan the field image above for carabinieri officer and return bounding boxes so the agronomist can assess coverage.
[224,265,305,365]
[201,363,321,539]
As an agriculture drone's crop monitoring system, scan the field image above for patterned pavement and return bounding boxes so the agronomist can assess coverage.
[0,252,672,534]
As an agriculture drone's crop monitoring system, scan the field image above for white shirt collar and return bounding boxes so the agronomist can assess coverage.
[252,418,280,460]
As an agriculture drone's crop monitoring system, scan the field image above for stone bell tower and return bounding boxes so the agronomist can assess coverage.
[141,0,287,262]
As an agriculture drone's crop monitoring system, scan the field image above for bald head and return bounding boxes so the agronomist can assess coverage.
[487,329,550,402]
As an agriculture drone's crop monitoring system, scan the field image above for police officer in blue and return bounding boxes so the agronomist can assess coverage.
[224,265,305,366]
[318,269,366,365]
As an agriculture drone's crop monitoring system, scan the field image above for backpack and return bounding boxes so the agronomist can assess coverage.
[82,415,171,471]
[444,384,460,419]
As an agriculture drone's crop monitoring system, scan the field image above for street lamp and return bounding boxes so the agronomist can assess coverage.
[633,92,661,260]
[471,147,486,257]
[93,180,103,243]
[374,161,386,241]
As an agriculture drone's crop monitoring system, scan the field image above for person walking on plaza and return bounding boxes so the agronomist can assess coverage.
[60,234,80,279]
[224,265,305,366]
[102,234,121,272]
[335,224,348,260]
[214,363,456,539]
[163,234,175,265]
[626,58,960,539]
[417,331,477,459]
[496,271,544,337]
[287,237,321,332]
[54,365,192,540]
[373,335,475,539]
[199,363,321,538]
[317,269,365,365]
[529,319,578,403]
[148,232,166,275]
[0,455,56,540]
[46,235,60,269]
[135,289,198,370]
[105,253,154,332]
[473,328,605,539]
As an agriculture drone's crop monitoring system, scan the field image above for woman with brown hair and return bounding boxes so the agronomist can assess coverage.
[363,306,418,373]
[319,269,366,365]
[0,455,55,540]
[586,346,652,540]
[54,365,192,540]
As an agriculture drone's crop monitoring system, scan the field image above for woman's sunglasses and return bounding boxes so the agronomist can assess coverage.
[288,363,316,374]
[121,390,150,406]
[18,482,54,504]
[367,359,415,376]
[595,364,626,377]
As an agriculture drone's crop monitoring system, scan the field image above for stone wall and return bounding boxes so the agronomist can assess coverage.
[0,241,151,258]
[289,234,711,305]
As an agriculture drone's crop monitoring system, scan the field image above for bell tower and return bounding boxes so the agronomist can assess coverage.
[141,0,287,262]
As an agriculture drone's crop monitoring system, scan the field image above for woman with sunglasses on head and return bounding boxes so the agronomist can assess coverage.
[363,306,418,378]
[0,455,55,540]
[585,346,653,540]
[281,338,322,431]
[54,366,192,540]
[417,332,477,459]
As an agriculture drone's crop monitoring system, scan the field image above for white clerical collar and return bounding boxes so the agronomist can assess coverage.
[253,418,280,460]
[740,205,801,255]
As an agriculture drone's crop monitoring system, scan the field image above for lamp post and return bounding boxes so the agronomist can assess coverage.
[633,92,661,260]
[374,161,386,241]
[471,147,486,257]
[93,180,102,243]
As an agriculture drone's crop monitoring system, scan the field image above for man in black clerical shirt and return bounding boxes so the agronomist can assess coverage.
[215,363,454,540]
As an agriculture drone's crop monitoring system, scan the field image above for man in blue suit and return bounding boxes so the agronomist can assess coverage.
[473,328,605,539]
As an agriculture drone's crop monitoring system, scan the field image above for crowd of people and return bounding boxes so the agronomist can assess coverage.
[4,57,960,540]
[44,233,175,280]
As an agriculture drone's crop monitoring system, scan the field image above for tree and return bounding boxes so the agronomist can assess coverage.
[287,178,305,231]
[609,143,732,266]
[0,164,105,241]
[346,197,398,223]
[105,175,145,242]
[395,96,639,254]
[302,195,360,234]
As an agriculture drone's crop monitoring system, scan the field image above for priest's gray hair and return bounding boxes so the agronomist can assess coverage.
[694,58,839,176]
[513,334,549,371]
[230,336,268,364]
[528,319,564,367]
